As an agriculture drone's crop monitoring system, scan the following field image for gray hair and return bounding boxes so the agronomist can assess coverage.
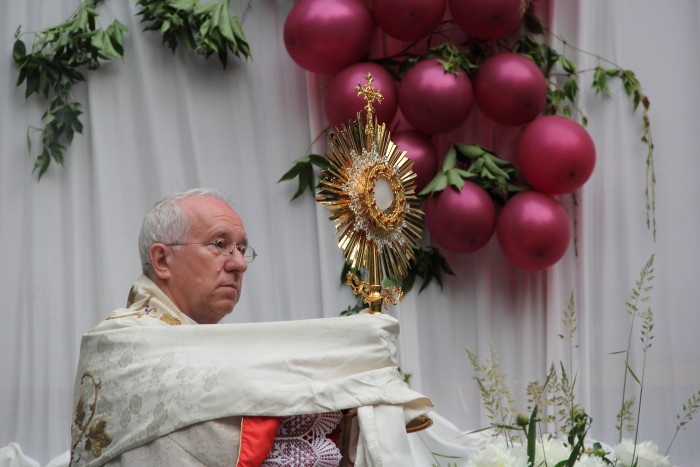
[138,188,235,276]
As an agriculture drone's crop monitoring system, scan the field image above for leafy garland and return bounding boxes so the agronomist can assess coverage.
[136,0,250,68]
[14,0,251,179]
[280,10,656,312]
[13,1,128,178]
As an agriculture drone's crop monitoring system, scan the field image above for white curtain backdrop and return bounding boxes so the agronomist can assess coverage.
[1,0,698,465]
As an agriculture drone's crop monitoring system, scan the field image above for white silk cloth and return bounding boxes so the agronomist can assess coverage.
[70,275,432,466]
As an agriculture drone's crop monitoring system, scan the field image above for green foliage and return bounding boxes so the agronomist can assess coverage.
[399,367,412,385]
[13,0,128,178]
[421,42,479,76]
[384,245,455,295]
[667,390,700,455]
[517,13,656,237]
[420,144,528,204]
[616,397,636,435]
[277,154,330,201]
[467,258,696,464]
[526,406,537,465]
[339,296,364,316]
[466,345,517,437]
[338,245,454,315]
[136,0,250,68]
[617,254,655,443]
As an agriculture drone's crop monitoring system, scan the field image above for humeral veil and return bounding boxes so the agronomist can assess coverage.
[70,275,432,466]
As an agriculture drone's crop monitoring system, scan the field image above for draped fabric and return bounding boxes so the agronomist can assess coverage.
[1,0,698,465]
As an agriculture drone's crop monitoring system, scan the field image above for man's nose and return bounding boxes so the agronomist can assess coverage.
[224,249,248,272]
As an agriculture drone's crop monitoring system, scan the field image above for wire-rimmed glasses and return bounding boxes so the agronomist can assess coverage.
[166,239,257,263]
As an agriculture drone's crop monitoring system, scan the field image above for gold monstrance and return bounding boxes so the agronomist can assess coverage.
[316,74,424,313]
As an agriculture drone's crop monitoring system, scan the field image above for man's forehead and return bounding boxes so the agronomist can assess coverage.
[181,196,245,229]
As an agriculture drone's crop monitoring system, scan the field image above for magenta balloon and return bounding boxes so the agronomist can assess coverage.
[517,116,596,194]
[474,53,547,126]
[392,130,438,192]
[424,183,496,253]
[448,0,523,39]
[496,192,570,270]
[325,63,397,129]
[284,0,375,74]
[399,59,474,134]
[373,0,447,41]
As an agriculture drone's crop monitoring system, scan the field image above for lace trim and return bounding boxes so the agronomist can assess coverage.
[262,412,343,467]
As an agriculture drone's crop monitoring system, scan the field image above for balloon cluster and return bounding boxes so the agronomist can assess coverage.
[284,0,596,271]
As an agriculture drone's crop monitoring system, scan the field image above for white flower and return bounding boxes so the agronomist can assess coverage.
[466,441,528,467]
[614,439,671,467]
[535,437,571,466]
[575,453,609,467]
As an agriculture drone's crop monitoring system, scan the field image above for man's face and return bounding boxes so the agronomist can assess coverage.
[165,196,249,324]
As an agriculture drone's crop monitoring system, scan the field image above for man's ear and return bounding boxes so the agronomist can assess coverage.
[150,243,172,280]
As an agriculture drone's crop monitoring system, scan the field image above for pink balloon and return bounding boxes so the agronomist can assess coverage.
[284,0,375,74]
[449,0,524,39]
[373,0,447,41]
[496,192,570,270]
[517,116,596,194]
[325,63,398,129]
[474,53,547,126]
[424,183,496,253]
[399,58,474,134]
[392,130,438,192]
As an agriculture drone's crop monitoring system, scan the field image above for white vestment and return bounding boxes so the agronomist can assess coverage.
[70,276,432,466]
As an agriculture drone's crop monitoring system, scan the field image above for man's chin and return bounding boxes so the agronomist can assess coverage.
[215,298,237,316]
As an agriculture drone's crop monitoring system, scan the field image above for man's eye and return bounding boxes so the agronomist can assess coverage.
[212,240,226,249]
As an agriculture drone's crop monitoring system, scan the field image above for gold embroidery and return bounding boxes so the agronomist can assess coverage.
[159,314,182,326]
[86,419,112,457]
[132,295,153,311]
[105,311,147,320]
[106,296,158,320]
[126,285,137,307]
[71,372,112,464]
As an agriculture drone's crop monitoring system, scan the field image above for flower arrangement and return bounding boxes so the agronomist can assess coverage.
[463,255,699,467]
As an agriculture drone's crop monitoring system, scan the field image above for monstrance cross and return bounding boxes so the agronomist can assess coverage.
[356,73,383,129]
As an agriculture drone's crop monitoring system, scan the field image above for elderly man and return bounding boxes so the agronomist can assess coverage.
[70,188,431,466]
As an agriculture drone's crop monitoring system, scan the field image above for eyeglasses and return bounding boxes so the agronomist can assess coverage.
[166,239,257,263]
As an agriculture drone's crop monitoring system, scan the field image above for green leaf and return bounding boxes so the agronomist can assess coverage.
[558,55,576,74]
[34,149,52,178]
[291,164,314,201]
[441,145,457,172]
[171,0,197,11]
[593,66,609,94]
[308,154,331,170]
[456,143,484,159]
[25,70,39,98]
[626,363,641,385]
[277,163,302,182]
[13,39,26,63]
[563,79,579,101]
[446,170,464,189]
[419,173,448,195]
[106,21,128,57]
[218,8,236,44]
[527,405,538,464]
